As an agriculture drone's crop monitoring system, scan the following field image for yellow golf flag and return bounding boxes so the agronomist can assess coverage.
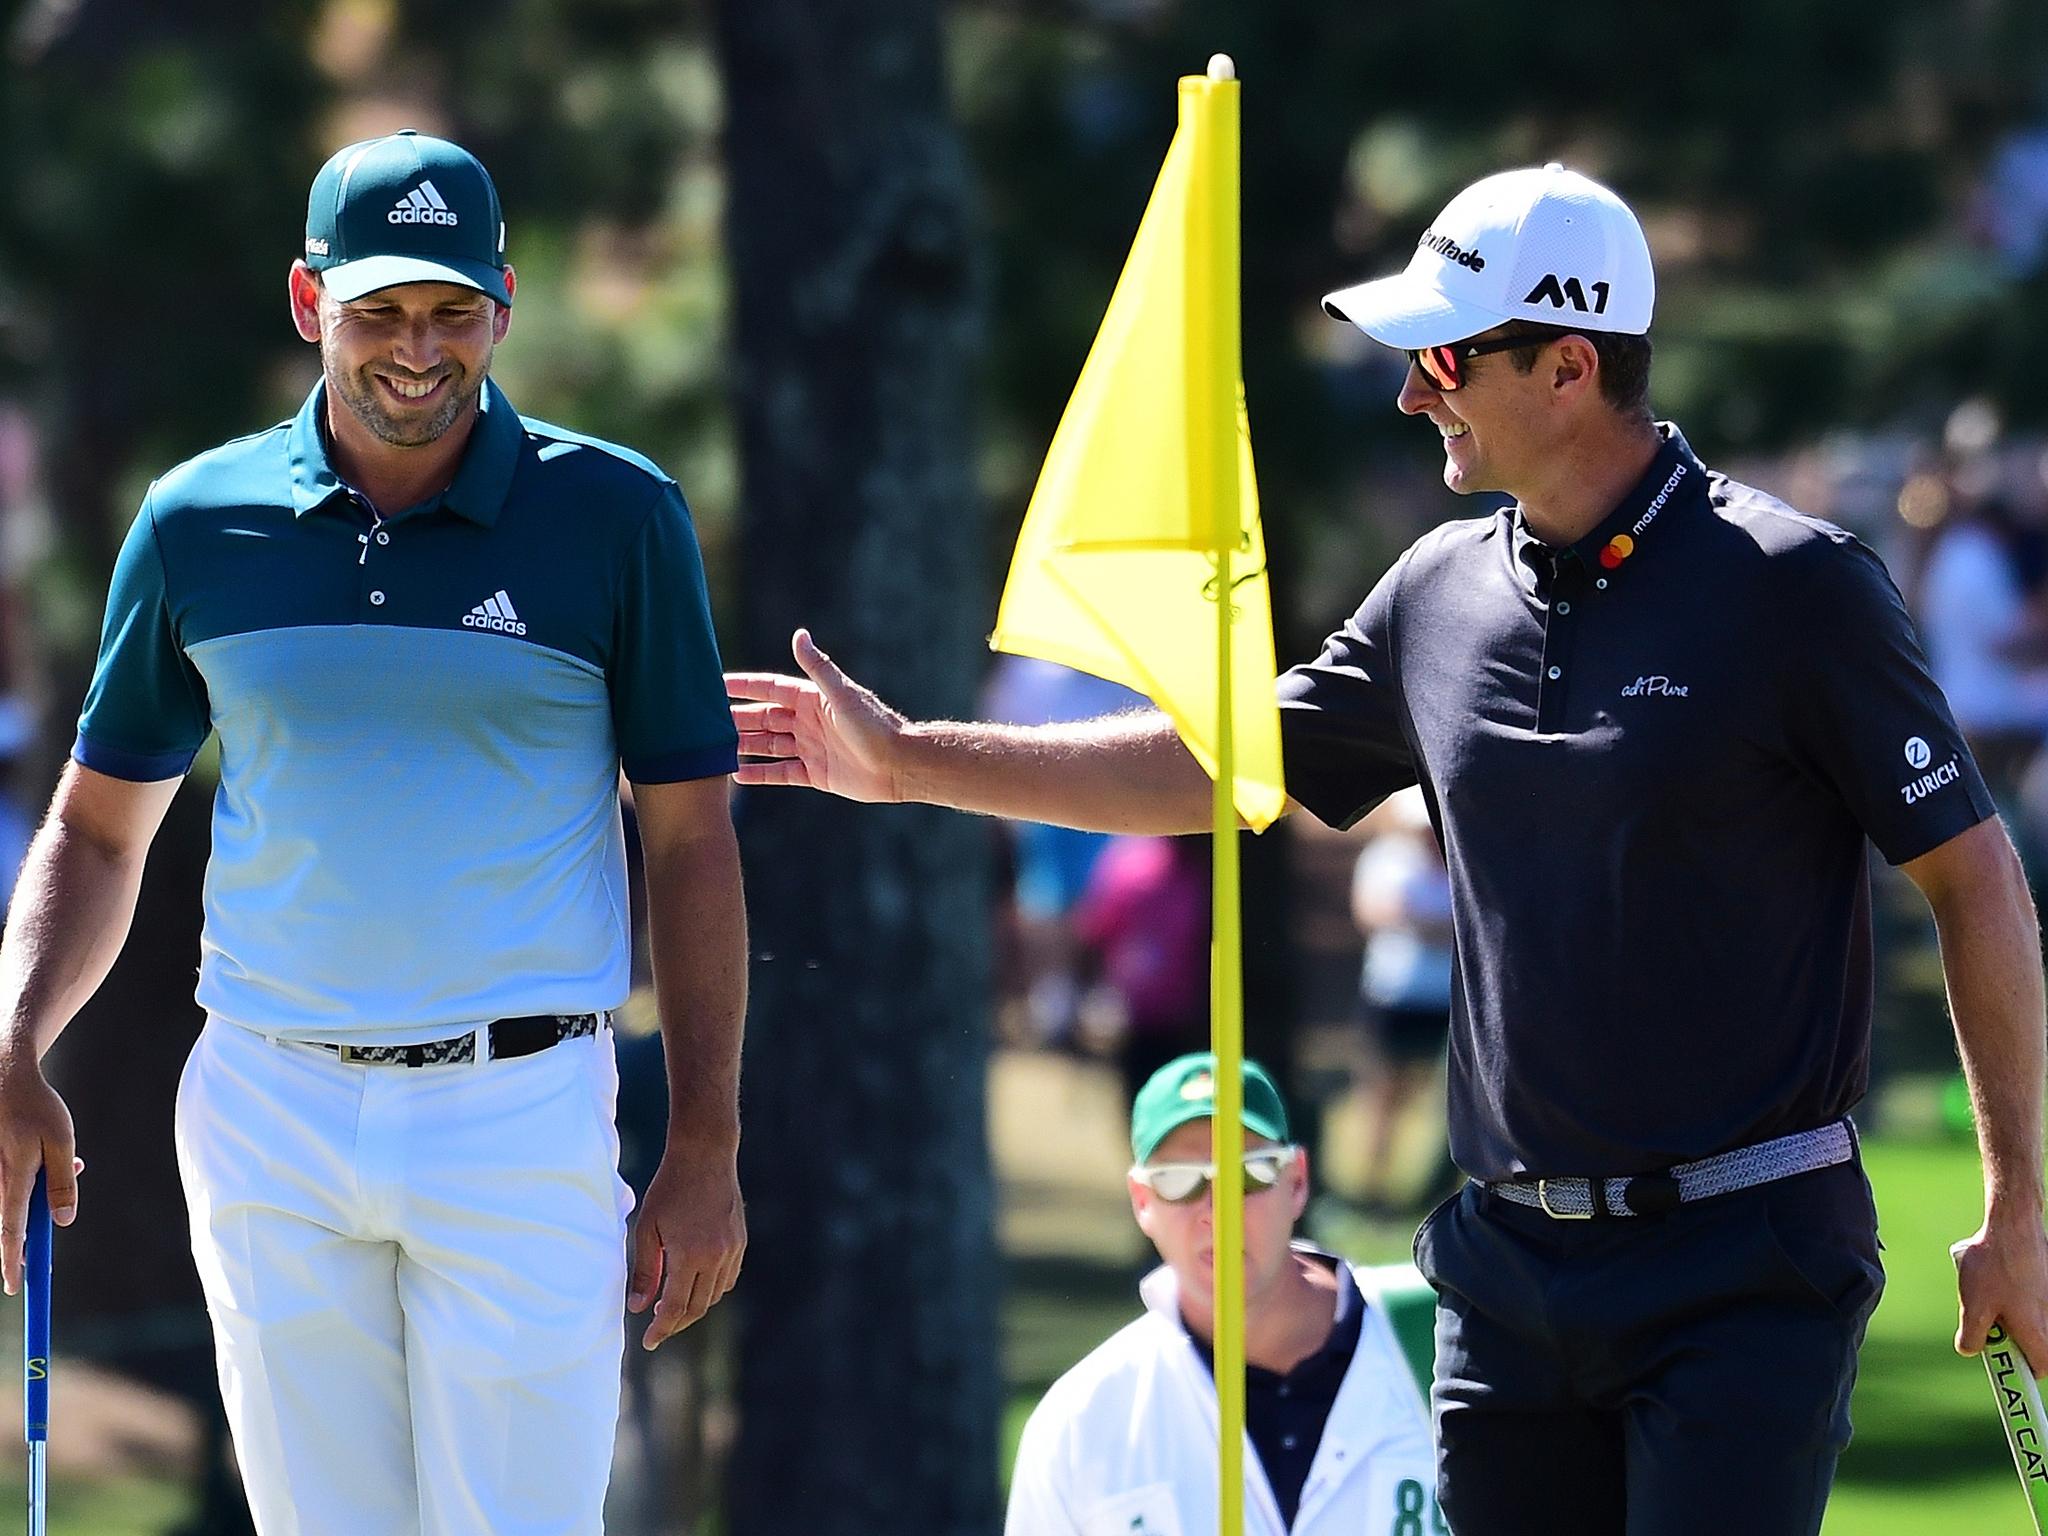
[989,71,1284,831]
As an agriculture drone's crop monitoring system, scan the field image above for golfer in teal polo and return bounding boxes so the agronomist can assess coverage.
[0,130,746,1534]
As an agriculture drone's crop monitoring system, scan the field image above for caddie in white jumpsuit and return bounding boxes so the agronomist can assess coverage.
[1007,1054,1437,1536]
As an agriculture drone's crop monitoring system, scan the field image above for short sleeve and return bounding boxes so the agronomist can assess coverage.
[1276,553,1419,829]
[610,484,739,784]
[1785,536,1995,865]
[73,491,210,781]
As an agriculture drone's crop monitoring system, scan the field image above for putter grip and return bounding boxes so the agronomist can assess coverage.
[1983,1322,2048,1533]
[23,1168,49,1443]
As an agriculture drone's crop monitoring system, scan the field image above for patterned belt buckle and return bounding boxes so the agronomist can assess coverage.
[1537,1179,1593,1220]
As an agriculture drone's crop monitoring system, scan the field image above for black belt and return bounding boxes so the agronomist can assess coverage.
[304,1012,607,1068]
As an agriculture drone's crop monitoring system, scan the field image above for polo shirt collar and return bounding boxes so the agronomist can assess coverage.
[286,376,524,526]
[1510,421,1708,585]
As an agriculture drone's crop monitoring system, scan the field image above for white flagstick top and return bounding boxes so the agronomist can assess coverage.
[1207,53,1236,81]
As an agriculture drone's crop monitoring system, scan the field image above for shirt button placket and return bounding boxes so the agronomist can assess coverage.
[1537,556,1586,732]
[354,496,393,618]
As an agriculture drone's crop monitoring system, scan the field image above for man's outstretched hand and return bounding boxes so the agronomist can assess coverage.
[727,630,908,804]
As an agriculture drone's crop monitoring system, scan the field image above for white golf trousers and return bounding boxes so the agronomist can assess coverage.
[175,1017,634,1536]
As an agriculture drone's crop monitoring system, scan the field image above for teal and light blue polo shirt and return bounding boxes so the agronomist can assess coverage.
[75,379,738,1041]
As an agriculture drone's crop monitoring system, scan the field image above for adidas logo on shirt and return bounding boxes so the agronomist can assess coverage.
[462,590,527,636]
[389,181,459,226]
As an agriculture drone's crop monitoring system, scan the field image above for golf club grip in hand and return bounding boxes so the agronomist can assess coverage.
[23,1168,48,1443]
[1983,1321,2048,1534]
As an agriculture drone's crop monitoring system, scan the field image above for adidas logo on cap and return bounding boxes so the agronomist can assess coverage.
[461,590,526,636]
[389,181,459,227]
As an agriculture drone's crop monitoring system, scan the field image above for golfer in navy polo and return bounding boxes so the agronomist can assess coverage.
[0,131,745,1534]
[729,164,2048,1534]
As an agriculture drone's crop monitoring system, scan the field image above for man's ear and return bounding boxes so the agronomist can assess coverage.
[1129,1174,1157,1237]
[493,266,517,343]
[288,262,323,345]
[1550,333,1598,405]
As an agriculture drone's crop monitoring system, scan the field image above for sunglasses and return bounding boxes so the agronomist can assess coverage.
[1130,1146,1297,1204]
[1407,332,1550,392]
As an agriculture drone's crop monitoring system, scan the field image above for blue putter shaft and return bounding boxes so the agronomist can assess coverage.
[24,1167,50,1536]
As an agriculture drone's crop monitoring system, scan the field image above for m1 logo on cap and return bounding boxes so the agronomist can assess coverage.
[1524,273,1611,314]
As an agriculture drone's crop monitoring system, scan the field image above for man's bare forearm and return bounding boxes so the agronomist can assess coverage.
[643,818,747,1152]
[1935,832,2047,1215]
[893,710,1216,834]
[0,809,151,1066]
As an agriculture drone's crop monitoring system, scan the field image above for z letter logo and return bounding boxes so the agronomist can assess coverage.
[1904,736,1932,770]
[1524,274,1612,315]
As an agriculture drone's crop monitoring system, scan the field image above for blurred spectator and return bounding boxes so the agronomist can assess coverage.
[1973,117,2048,277]
[1914,425,2048,798]
[1072,834,1211,1107]
[981,655,1146,1046]
[0,403,43,910]
[1347,789,1454,1212]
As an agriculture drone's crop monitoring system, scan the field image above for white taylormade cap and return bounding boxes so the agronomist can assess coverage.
[1322,163,1654,349]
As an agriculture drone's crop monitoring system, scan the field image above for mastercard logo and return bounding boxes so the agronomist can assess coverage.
[1599,534,1636,570]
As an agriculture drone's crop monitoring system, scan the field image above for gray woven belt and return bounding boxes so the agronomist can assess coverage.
[1483,1120,1855,1219]
[306,1012,606,1069]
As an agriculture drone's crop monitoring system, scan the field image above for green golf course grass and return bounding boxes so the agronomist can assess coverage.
[1823,1137,2022,1534]
[0,1474,186,1535]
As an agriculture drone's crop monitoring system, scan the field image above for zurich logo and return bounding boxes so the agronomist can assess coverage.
[1904,736,1932,770]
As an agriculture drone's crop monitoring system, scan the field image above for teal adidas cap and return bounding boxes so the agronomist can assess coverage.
[303,129,510,306]
[1130,1053,1290,1162]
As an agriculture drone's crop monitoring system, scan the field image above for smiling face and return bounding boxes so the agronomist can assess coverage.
[289,263,513,450]
[1397,326,1588,498]
[1128,1119,1309,1324]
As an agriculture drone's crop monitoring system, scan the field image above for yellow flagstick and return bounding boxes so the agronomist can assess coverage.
[986,52,1276,1522]
[1200,52,1248,1536]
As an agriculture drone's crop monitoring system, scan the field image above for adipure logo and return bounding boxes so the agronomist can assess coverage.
[1420,229,1485,271]
[1621,675,1689,698]
[462,590,526,636]
[1904,736,1932,770]
[390,181,458,226]
[1633,463,1688,537]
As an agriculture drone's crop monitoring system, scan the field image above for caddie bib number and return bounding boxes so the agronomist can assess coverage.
[1390,1477,1449,1536]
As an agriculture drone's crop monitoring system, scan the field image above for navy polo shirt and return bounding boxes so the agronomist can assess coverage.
[1279,424,1994,1180]
[74,379,737,1040]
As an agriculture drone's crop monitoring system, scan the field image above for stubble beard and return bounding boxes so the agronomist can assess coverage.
[325,348,490,448]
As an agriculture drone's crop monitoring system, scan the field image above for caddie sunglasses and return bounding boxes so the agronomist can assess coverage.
[1129,1146,1298,1204]
[1408,332,1547,392]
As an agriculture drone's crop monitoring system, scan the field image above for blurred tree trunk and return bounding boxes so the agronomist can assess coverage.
[715,3,999,1535]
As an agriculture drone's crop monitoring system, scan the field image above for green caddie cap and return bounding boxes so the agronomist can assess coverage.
[1130,1053,1290,1162]
[303,129,510,306]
